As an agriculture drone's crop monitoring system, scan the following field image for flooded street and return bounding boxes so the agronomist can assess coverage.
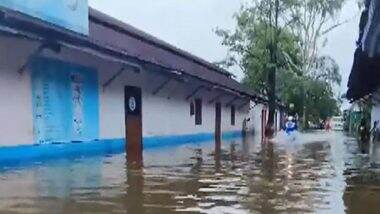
[1,131,380,213]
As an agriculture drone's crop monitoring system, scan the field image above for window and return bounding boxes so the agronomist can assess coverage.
[195,99,202,125]
[190,101,195,116]
[231,105,235,126]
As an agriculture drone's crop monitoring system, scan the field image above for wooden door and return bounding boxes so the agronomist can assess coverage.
[215,102,222,170]
[261,109,267,141]
[274,112,278,132]
[125,86,143,169]
[215,103,222,146]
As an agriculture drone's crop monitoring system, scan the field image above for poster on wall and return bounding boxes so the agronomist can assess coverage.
[31,58,99,144]
[71,73,84,138]
[0,0,89,35]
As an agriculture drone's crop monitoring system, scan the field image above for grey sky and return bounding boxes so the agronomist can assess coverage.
[320,1,360,94]
[89,0,360,98]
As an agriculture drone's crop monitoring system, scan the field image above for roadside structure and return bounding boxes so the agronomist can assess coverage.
[0,1,282,162]
[347,0,380,141]
[345,103,364,136]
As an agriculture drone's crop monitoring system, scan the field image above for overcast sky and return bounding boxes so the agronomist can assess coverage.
[89,0,360,99]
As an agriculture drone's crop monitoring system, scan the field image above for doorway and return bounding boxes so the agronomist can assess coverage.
[215,103,222,145]
[274,112,278,133]
[125,86,143,168]
[215,102,222,163]
[261,109,267,141]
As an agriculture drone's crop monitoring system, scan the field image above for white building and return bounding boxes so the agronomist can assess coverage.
[0,7,280,163]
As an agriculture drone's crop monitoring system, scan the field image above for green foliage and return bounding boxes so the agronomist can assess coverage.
[215,10,302,94]
[216,0,347,125]
[277,69,341,124]
[304,79,341,122]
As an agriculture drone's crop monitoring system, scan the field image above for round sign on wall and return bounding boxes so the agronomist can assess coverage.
[129,97,137,112]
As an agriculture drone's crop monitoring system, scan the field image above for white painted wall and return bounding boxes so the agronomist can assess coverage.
[372,92,380,130]
[0,37,38,146]
[276,109,283,131]
[59,45,250,140]
[246,102,283,139]
[372,106,380,128]
[0,35,251,146]
[97,64,249,139]
[248,102,266,138]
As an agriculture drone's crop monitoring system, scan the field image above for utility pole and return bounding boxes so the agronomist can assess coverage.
[266,0,279,137]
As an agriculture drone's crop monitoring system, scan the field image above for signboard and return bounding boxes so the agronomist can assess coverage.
[0,0,89,35]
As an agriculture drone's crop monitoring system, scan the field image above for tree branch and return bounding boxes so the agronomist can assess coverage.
[321,12,361,35]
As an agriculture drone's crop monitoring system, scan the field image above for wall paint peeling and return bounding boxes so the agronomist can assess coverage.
[31,57,99,144]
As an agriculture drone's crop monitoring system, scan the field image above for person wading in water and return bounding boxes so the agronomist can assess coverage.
[358,118,370,153]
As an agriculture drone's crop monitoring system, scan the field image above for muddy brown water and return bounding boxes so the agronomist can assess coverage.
[0,131,380,213]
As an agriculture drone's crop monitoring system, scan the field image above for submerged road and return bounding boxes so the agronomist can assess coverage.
[0,131,380,213]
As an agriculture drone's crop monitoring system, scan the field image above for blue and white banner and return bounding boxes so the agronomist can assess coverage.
[0,0,89,35]
[31,57,99,144]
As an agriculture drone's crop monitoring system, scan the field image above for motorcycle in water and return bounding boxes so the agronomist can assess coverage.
[285,117,297,141]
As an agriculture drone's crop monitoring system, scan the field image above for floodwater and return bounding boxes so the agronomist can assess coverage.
[1,132,380,213]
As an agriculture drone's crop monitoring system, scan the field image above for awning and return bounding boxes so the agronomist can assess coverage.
[347,47,380,101]
[346,0,380,101]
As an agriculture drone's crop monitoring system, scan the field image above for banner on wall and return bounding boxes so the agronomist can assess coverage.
[0,0,89,35]
[31,58,99,144]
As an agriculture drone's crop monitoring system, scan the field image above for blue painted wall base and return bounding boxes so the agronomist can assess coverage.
[0,131,242,167]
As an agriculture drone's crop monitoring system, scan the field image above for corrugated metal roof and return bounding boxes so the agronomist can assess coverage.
[89,9,232,77]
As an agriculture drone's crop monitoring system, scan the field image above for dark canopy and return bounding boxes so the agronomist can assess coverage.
[347,0,380,101]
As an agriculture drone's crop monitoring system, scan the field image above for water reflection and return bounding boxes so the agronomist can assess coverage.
[370,142,380,167]
[214,137,221,173]
[0,132,380,213]
[343,138,380,214]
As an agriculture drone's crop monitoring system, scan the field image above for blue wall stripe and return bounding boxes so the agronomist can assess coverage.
[0,139,124,167]
[0,131,242,167]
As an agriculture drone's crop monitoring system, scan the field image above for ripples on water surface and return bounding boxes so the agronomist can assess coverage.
[0,131,380,213]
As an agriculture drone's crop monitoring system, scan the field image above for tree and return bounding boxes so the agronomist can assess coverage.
[216,0,347,133]
[216,0,300,134]
[288,0,347,75]
[310,56,341,85]
[277,65,341,127]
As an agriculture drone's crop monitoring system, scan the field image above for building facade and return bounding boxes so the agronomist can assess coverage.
[347,0,380,144]
[0,7,277,163]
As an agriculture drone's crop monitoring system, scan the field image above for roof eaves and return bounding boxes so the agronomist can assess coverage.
[89,8,233,78]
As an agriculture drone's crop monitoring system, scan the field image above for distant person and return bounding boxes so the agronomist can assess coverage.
[358,118,370,153]
[370,120,379,143]
[285,116,296,135]
[242,118,248,136]
[359,119,369,141]
[325,118,332,131]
